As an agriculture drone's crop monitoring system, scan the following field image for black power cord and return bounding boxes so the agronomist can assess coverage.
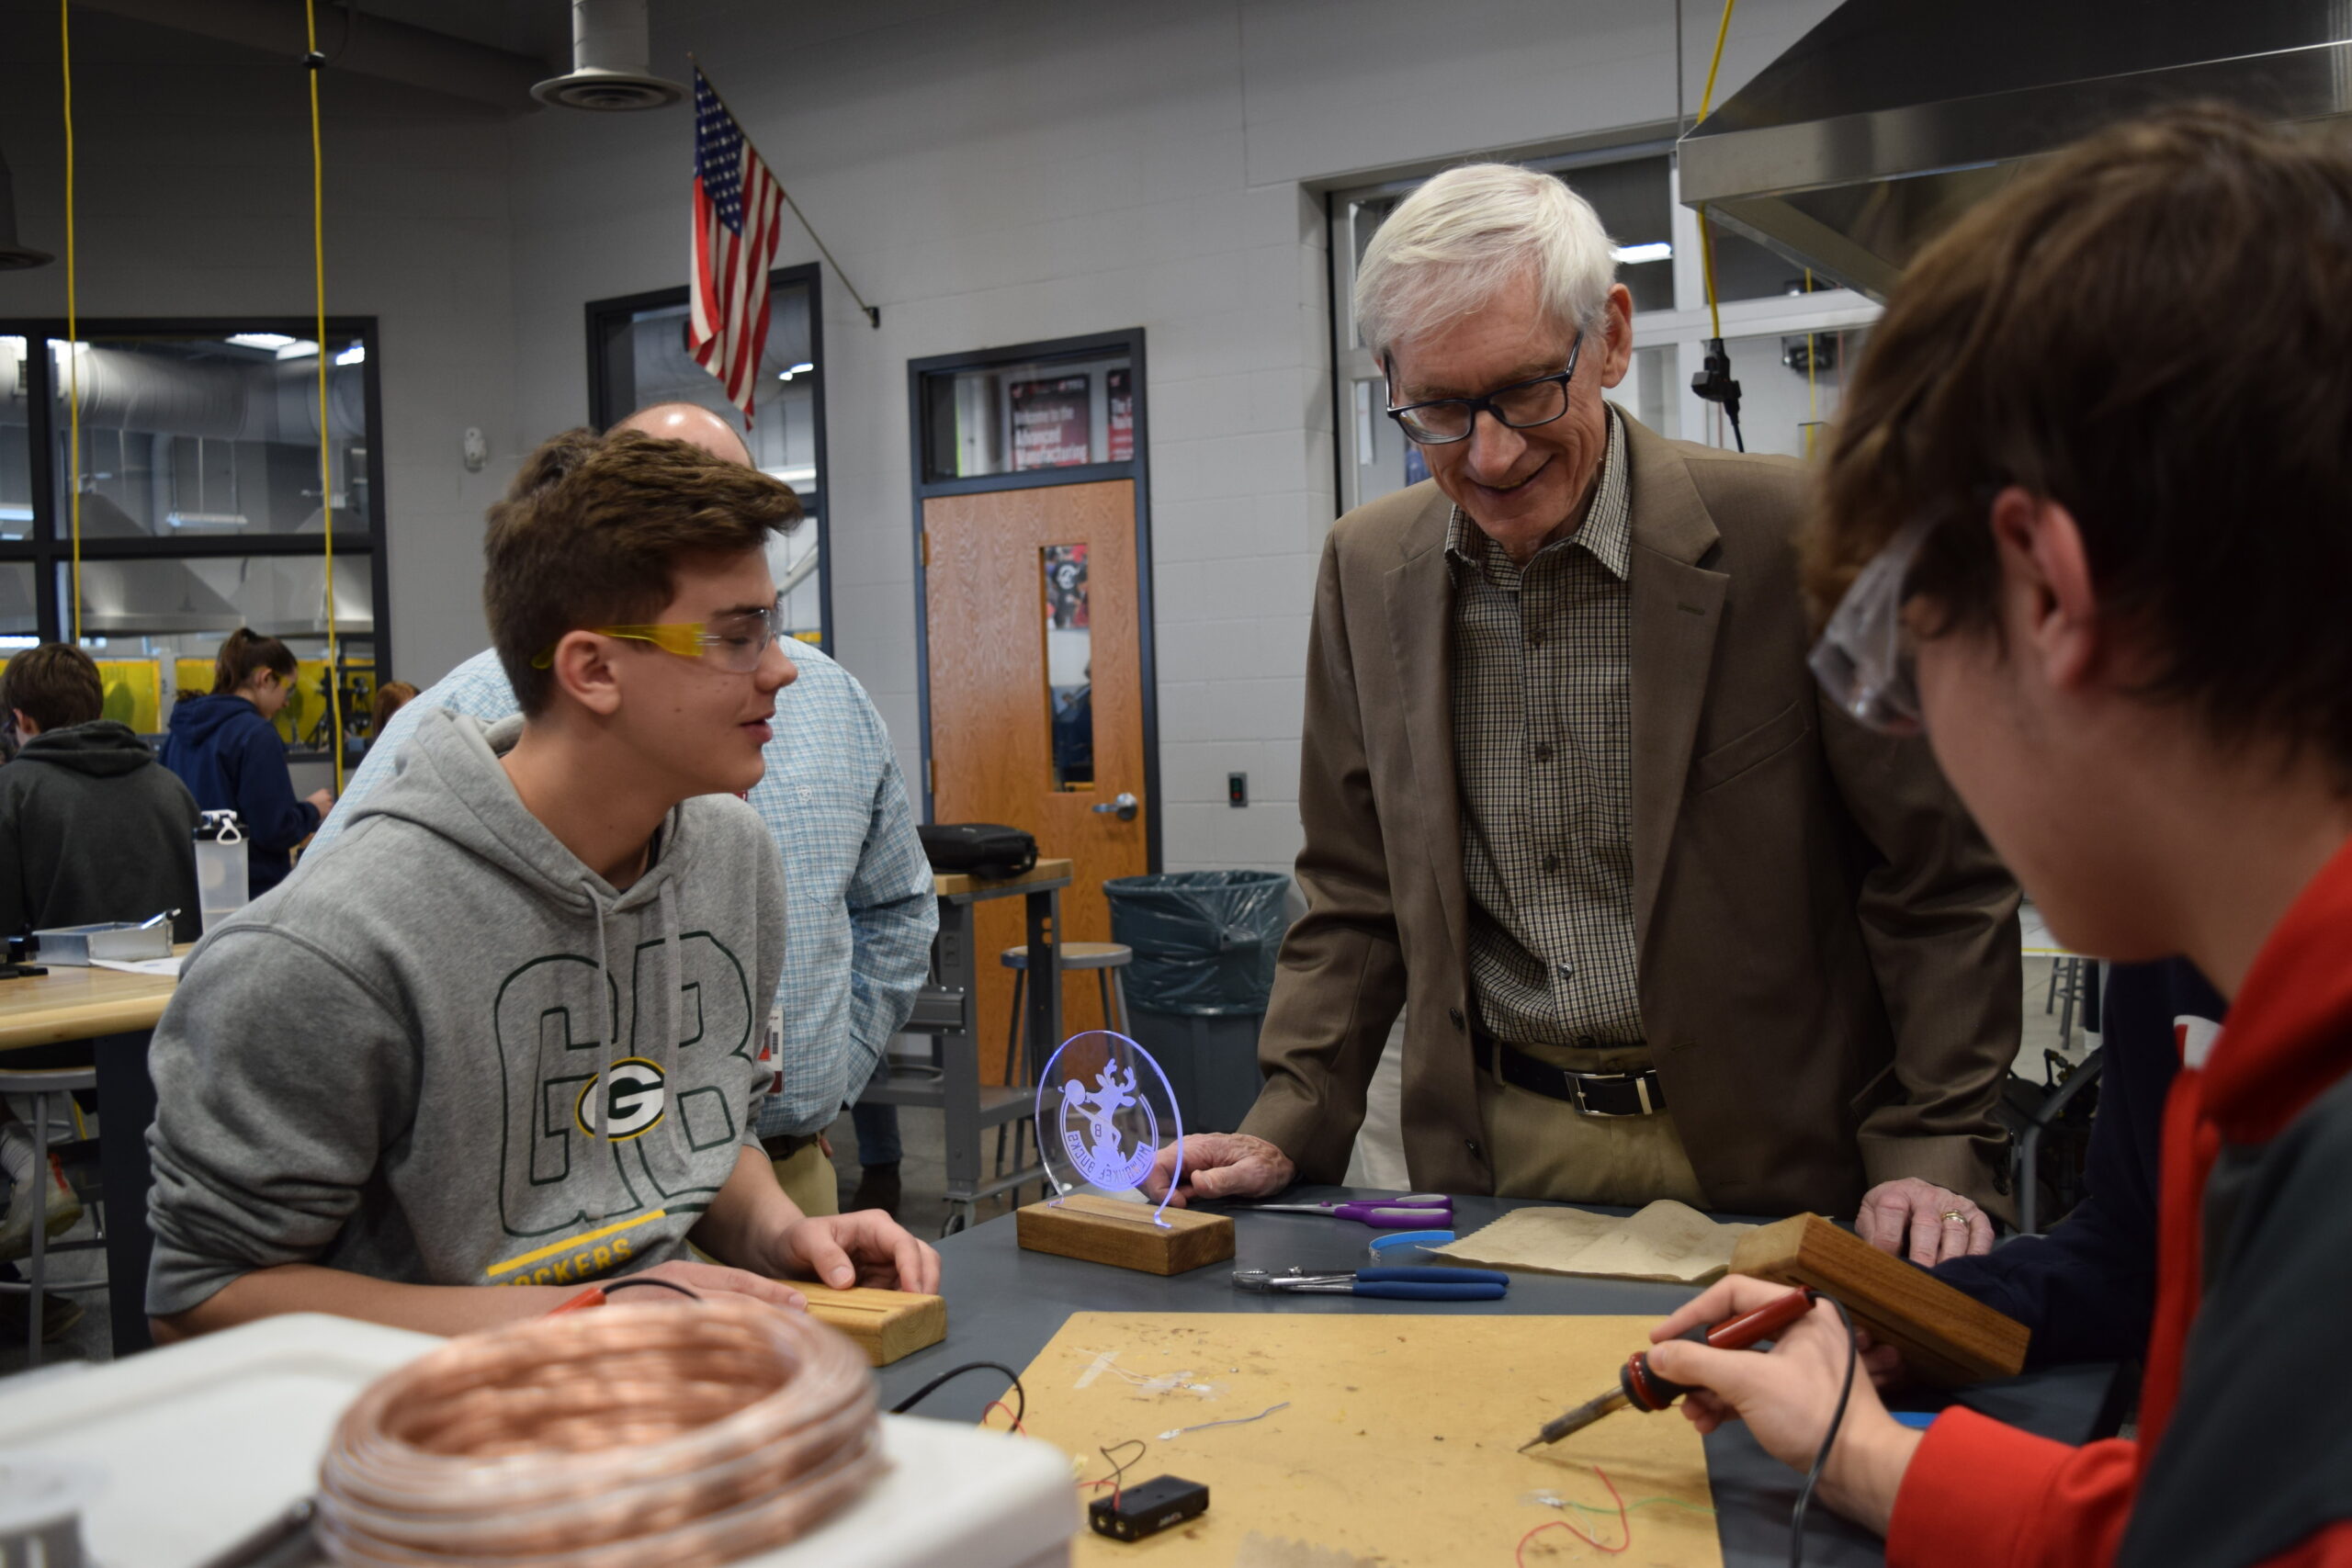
[1789,1293,1859,1568]
[602,1277,702,1303]
[888,1360,1027,1427]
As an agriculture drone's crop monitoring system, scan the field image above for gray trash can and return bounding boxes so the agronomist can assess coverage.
[1102,871,1289,1134]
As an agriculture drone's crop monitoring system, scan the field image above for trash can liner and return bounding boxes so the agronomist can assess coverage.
[1102,871,1289,1017]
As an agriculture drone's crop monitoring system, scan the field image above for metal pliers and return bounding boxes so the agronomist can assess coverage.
[1230,1266,1510,1301]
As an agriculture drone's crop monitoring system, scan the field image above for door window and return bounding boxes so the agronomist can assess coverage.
[921,353,1133,481]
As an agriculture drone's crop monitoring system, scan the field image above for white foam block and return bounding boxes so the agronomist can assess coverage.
[0,1313,1073,1568]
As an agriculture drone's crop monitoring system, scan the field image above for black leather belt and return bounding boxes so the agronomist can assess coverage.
[1476,1032,1668,1117]
[761,1131,822,1161]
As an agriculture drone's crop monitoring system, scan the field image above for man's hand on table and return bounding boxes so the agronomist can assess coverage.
[1141,1133,1296,1206]
[1855,1177,1994,1264]
[1645,1275,1922,1537]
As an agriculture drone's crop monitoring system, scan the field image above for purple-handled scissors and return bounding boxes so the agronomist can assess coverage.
[1226,1193,1453,1229]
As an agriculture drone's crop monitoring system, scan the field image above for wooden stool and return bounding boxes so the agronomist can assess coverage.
[998,942,1135,1181]
[0,1066,105,1366]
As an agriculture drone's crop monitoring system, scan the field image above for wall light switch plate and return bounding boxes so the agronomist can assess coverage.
[1227,772,1248,808]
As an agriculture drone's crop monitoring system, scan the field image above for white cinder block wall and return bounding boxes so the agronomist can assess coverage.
[3,0,1838,874]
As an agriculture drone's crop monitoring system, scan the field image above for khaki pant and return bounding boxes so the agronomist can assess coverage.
[1474,1043,1707,1207]
[770,1142,841,1218]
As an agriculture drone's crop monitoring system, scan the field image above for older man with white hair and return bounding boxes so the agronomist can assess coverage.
[1148,165,2024,1262]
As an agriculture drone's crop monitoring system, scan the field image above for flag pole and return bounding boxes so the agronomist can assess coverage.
[694,59,881,329]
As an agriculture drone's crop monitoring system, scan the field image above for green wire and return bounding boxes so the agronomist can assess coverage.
[1560,1495,1717,1519]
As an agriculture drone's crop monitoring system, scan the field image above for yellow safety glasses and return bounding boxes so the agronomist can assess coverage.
[532,594,786,673]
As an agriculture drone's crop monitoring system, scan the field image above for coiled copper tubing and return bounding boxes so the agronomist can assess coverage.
[314,1297,883,1567]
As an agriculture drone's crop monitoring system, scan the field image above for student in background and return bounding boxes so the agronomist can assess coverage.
[160,629,334,896]
[2,641,200,942]
[367,681,417,754]
[0,641,201,1337]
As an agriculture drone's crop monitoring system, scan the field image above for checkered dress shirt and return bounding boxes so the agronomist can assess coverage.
[1446,406,1645,1051]
[313,643,937,1138]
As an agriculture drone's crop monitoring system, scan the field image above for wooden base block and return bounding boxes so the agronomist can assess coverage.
[1015,1193,1236,1276]
[1730,1212,2030,1386]
[797,1283,947,1367]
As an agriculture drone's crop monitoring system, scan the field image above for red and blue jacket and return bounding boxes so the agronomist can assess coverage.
[1888,837,2352,1567]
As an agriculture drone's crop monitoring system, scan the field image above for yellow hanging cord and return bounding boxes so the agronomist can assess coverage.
[304,0,345,792]
[1693,0,1737,344]
[60,0,81,642]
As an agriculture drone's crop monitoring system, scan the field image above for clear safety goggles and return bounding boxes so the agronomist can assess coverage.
[1806,517,1932,736]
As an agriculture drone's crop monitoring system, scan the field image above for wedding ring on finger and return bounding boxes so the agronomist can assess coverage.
[1939,1209,1969,1225]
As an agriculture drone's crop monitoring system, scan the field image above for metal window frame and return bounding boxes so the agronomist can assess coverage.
[582,261,833,654]
[906,326,1160,873]
[0,314,391,748]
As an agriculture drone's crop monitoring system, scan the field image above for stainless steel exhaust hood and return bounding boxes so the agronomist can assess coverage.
[1678,0,2352,299]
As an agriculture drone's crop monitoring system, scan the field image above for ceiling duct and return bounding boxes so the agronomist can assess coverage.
[1678,0,2352,300]
[532,0,684,112]
[0,146,52,271]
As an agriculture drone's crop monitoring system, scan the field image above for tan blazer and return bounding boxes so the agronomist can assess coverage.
[1238,418,2022,1218]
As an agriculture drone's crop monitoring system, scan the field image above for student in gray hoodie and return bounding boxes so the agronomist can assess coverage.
[145,427,939,1339]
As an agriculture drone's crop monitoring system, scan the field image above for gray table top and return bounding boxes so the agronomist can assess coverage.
[875,1187,2119,1568]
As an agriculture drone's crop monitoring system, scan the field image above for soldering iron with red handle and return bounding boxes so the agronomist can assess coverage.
[1520,1286,1817,1450]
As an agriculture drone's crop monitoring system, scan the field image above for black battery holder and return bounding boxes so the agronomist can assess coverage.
[1088,1475,1209,1542]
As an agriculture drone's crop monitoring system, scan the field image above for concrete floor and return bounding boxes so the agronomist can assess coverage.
[0,953,2095,1378]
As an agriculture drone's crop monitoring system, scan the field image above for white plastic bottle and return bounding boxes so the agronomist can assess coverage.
[193,810,249,934]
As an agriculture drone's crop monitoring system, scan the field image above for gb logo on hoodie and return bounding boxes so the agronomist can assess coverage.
[490,931,758,1245]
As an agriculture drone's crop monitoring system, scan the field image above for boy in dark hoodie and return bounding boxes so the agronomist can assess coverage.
[2,641,199,942]
[0,640,198,1293]
[1637,107,2352,1567]
[145,427,939,1339]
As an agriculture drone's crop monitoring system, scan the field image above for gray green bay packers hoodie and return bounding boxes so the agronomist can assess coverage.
[144,706,787,1315]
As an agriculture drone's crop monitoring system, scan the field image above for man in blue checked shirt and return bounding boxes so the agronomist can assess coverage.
[314,403,936,1220]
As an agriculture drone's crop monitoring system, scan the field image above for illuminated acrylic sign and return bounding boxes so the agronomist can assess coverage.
[1035,1030,1184,1229]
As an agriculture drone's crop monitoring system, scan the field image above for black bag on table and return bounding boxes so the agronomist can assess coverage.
[918,822,1038,880]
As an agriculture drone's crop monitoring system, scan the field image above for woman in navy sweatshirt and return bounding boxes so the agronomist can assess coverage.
[160,629,335,896]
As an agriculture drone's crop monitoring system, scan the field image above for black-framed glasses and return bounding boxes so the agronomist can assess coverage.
[1385,332,1584,446]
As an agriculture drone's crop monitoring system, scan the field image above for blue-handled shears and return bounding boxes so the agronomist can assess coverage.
[1230,1266,1509,1301]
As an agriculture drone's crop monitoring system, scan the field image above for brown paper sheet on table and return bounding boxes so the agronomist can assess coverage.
[1436,1200,1757,1284]
[1010,1311,1721,1567]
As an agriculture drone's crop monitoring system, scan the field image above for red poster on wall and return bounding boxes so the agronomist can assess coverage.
[1011,375,1092,470]
[1106,367,1134,463]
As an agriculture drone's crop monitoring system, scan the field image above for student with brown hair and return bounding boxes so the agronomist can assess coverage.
[158,628,335,895]
[2,641,199,943]
[0,641,200,1325]
[1637,106,2352,1567]
[144,426,937,1340]
[367,680,417,748]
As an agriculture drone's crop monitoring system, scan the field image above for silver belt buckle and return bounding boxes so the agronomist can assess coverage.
[1570,1069,1655,1118]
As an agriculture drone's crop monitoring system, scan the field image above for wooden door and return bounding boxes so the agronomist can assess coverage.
[926,479,1148,1082]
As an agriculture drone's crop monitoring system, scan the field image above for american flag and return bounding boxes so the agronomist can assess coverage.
[689,68,784,423]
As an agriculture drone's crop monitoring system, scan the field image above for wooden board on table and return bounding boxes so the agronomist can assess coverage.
[1016,1193,1234,1276]
[1010,1312,1721,1568]
[1730,1213,2030,1386]
[797,1283,946,1367]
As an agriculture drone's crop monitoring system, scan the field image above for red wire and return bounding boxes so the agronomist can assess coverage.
[1513,1466,1629,1562]
[979,1400,1026,1436]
